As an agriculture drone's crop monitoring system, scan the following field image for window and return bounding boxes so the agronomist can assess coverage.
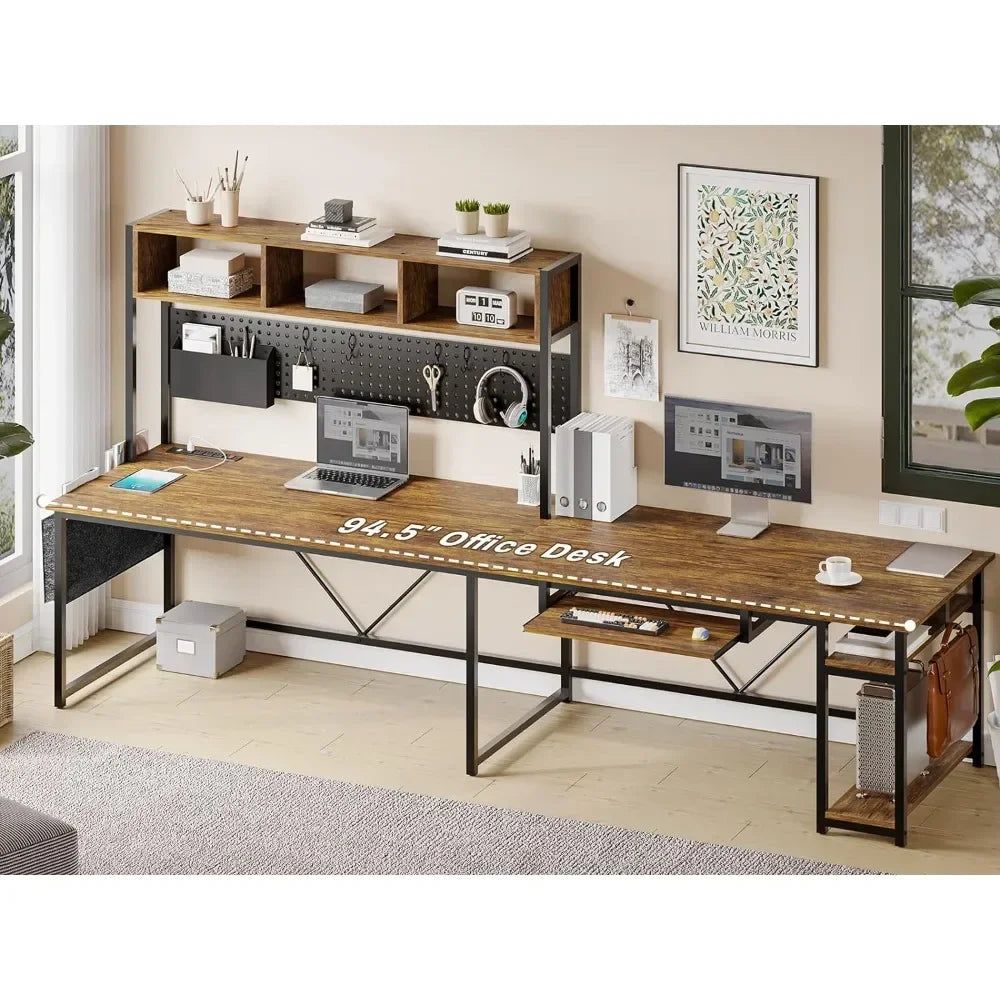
[0,127,32,589]
[883,125,1000,505]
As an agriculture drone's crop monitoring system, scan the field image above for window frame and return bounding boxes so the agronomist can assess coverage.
[0,126,33,592]
[882,124,1000,507]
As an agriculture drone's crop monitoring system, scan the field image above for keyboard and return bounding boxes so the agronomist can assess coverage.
[306,468,400,490]
[559,607,668,636]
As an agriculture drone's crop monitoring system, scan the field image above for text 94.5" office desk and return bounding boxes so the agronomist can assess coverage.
[48,447,992,848]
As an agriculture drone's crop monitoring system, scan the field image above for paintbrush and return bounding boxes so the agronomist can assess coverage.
[234,154,248,190]
[175,168,195,201]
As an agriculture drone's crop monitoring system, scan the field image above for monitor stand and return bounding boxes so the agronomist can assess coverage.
[717,494,770,539]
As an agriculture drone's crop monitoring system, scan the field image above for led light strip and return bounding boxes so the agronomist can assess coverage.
[49,501,918,631]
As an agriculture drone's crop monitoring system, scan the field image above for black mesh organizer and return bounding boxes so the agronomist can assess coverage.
[172,308,572,432]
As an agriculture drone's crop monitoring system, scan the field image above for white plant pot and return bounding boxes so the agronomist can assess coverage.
[989,666,1000,718]
[185,199,214,225]
[484,213,509,238]
[455,210,479,236]
[219,189,240,228]
[988,713,1000,790]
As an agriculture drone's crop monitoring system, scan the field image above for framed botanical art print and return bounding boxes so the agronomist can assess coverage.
[677,164,818,367]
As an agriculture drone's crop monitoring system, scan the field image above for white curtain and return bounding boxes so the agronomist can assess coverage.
[34,126,111,650]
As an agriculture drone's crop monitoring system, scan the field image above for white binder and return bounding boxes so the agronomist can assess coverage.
[555,412,637,521]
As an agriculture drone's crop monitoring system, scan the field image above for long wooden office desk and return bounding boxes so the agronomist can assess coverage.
[49,447,994,847]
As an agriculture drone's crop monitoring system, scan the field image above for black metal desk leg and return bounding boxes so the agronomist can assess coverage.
[815,624,828,834]
[163,534,176,613]
[53,513,67,709]
[972,570,985,767]
[893,630,908,847]
[560,638,573,702]
[466,574,479,776]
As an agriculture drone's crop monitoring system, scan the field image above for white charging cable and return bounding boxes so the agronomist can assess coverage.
[166,436,229,473]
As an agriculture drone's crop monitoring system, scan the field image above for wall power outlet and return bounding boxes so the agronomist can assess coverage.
[878,500,947,533]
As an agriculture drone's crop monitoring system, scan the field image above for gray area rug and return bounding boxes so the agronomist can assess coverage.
[0,731,870,875]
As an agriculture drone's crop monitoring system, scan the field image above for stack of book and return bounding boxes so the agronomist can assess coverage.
[436,229,532,264]
[301,215,394,249]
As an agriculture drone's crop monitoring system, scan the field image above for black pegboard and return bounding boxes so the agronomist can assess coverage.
[171,308,572,431]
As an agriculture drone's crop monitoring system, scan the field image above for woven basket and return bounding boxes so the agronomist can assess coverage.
[0,631,12,727]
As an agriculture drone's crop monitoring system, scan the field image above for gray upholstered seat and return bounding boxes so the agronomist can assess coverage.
[0,797,78,875]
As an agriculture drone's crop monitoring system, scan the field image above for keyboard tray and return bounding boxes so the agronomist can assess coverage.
[524,597,741,659]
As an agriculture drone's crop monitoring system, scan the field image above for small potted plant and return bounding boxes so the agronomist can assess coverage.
[483,202,510,238]
[455,198,480,236]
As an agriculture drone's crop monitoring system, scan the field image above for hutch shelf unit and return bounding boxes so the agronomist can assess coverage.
[125,210,582,517]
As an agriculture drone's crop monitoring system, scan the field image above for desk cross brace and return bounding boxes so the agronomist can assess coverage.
[296,551,431,639]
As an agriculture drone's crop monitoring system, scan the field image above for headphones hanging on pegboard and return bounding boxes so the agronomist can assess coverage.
[473,365,529,428]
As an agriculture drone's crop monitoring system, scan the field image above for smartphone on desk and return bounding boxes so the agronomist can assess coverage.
[110,469,184,495]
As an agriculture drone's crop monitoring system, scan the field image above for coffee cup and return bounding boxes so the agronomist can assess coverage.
[819,556,852,582]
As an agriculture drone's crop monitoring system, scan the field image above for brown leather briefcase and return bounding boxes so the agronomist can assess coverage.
[926,623,979,758]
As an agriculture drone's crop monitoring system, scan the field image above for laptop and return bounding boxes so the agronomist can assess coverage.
[284,396,409,500]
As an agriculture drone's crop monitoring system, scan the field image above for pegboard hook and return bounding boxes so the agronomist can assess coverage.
[462,345,471,372]
[347,331,357,361]
[434,342,442,363]
[502,350,510,366]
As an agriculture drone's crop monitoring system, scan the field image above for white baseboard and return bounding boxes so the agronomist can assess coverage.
[12,620,33,663]
[109,598,856,744]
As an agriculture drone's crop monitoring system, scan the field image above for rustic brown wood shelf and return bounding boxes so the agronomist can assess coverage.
[131,209,581,345]
[825,592,974,680]
[136,284,265,313]
[826,739,972,829]
[826,631,940,679]
[523,596,740,660]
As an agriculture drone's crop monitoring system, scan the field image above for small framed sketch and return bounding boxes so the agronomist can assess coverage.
[604,313,659,401]
[678,163,818,367]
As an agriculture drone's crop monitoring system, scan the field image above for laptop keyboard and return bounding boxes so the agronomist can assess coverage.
[306,468,400,490]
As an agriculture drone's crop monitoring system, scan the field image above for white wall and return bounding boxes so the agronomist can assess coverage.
[107,126,998,722]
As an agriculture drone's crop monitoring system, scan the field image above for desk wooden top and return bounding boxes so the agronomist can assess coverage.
[50,447,993,632]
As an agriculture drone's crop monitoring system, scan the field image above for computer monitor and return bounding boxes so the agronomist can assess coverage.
[663,396,812,538]
[316,396,408,477]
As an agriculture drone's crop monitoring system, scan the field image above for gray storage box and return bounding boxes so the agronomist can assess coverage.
[156,601,246,679]
[305,278,385,314]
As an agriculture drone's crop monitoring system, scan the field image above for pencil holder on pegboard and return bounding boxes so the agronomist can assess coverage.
[170,307,574,431]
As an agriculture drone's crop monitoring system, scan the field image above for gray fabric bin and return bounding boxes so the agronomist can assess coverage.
[156,601,246,679]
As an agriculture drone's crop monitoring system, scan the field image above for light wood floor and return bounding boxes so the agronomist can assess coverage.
[4,630,999,874]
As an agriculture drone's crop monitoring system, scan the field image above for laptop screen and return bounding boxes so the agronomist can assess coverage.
[316,396,408,476]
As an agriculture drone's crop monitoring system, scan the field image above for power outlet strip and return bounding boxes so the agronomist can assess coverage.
[878,500,947,532]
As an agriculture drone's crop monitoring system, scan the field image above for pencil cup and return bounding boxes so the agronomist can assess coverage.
[517,473,540,506]
[185,199,213,225]
[219,189,240,228]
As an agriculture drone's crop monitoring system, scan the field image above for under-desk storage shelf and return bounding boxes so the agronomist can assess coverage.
[523,597,740,660]
[170,337,277,408]
[826,739,972,830]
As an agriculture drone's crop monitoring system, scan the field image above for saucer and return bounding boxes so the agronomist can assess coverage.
[815,571,863,587]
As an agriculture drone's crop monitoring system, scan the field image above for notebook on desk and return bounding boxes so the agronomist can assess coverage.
[886,542,972,579]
